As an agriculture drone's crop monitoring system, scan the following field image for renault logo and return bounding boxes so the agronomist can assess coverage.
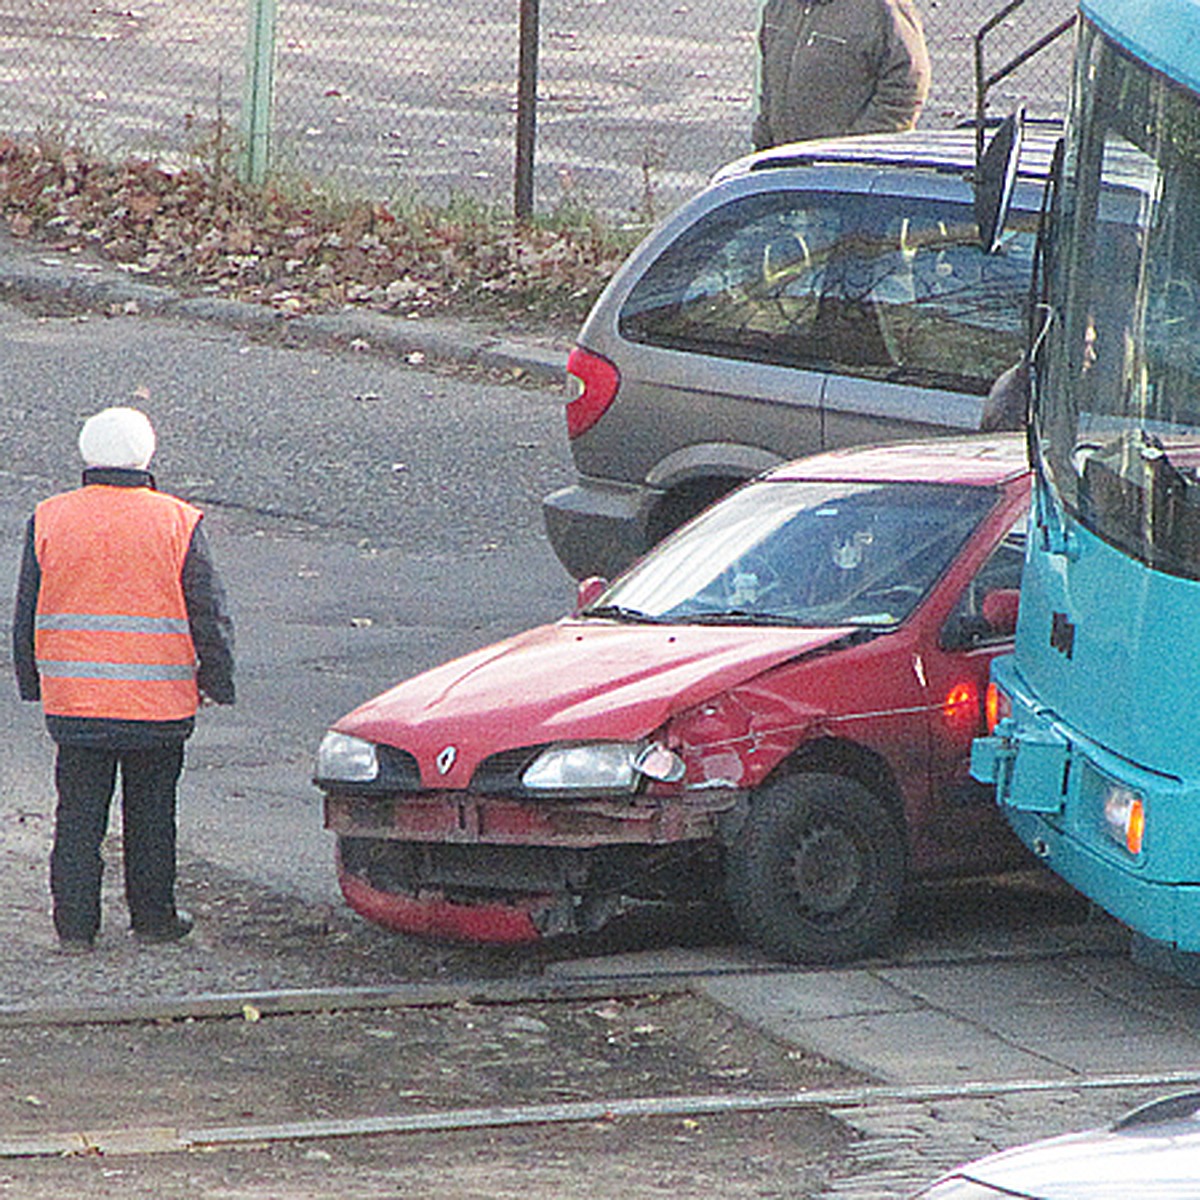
[436,745,457,775]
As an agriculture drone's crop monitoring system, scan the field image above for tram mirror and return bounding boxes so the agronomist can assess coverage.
[975,108,1025,254]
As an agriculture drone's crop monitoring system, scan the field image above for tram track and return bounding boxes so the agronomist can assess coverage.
[0,935,1175,1164]
[0,933,1123,1029]
[4,1067,1200,1159]
[0,936,1190,1158]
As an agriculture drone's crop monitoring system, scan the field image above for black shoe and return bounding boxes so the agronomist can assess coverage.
[133,909,194,944]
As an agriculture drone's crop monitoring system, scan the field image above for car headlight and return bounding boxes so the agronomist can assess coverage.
[522,743,639,791]
[316,731,379,782]
[521,742,685,792]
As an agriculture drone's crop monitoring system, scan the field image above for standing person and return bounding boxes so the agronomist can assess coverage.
[753,0,931,150]
[12,406,235,953]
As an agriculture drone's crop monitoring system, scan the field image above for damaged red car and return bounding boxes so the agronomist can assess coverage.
[315,435,1031,963]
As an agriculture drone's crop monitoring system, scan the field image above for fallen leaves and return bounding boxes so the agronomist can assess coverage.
[0,134,631,323]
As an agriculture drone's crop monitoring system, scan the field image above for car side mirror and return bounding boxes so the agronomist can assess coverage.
[576,575,608,612]
[982,587,1020,637]
[941,587,1021,650]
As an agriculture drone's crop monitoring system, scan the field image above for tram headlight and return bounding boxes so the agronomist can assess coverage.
[1101,784,1145,856]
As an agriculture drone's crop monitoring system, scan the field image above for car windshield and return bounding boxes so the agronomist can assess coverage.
[585,478,995,627]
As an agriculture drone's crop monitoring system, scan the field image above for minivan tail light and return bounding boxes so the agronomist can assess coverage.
[565,346,620,439]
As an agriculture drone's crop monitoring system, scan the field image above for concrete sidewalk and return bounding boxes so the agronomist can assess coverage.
[551,913,1200,1090]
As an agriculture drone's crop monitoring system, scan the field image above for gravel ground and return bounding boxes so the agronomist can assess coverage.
[0,790,860,1199]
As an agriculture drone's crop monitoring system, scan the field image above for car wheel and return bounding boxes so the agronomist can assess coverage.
[725,772,906,964]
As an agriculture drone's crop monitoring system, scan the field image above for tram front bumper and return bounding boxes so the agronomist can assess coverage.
[973,662,1200,953]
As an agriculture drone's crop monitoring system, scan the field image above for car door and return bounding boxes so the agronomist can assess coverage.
[913,505,1029,873]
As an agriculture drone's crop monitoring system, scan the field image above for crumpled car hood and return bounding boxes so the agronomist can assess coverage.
[336,618,854,788]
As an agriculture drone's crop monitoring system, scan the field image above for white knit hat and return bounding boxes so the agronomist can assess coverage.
[78,406,157,470]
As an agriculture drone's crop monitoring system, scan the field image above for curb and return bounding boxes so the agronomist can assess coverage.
[0,239,570,387]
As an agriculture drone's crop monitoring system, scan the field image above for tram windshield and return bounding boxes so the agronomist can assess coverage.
[1037,23,1200,577]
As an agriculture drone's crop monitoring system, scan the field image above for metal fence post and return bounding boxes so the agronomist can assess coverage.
[241,0,278,186]
[515,0,540,222]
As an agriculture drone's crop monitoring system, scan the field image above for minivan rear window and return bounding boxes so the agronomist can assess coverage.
[618,189,1038,395]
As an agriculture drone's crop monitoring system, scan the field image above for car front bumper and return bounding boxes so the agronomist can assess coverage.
[327,787,740,942]
[325,789,737,848]
[336,859,548,943]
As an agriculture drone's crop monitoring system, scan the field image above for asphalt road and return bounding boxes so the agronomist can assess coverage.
[4,292,1192,1200]
[0,298,579,908]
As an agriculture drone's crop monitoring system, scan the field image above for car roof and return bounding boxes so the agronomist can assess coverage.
[714,126,1061,185]
[711,124,1152,195]
[765,434,1030,488]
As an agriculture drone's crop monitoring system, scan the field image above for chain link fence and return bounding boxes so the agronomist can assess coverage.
[0,0,1074,224]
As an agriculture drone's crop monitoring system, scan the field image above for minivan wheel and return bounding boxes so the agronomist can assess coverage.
[646,477,743,547]
[725,772,906,964]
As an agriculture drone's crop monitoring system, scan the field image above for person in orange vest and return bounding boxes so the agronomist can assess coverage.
[12,406,235,953]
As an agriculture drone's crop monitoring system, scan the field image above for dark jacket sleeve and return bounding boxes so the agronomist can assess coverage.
[853,0,930,134]
[182,520,236,705]
[13,515,41,702]
[752,0,785,151]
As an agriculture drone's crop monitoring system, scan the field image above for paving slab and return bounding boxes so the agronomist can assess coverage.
[552,933,1200,1087]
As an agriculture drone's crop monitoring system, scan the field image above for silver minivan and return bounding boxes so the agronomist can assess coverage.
[543,128,1056,579]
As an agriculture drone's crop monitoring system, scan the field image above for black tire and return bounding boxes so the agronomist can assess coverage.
[725,772,906,964]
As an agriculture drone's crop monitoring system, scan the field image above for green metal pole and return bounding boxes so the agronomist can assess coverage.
[241,0,278,186]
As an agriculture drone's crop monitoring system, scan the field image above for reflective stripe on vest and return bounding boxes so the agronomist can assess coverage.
[34,485,202,721]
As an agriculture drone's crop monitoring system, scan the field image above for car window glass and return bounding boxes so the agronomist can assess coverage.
[590,478,994,628]
[940,513,1027,650]
[619,191,844,364]
[619,188,1038,395]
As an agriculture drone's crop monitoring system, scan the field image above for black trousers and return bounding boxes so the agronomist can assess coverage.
[50,742,185,942]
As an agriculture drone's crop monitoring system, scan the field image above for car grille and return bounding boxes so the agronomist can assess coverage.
[469,745,549,795]
[321,744,549,796]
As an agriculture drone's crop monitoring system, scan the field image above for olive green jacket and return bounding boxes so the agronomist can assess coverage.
[753,0,931,149]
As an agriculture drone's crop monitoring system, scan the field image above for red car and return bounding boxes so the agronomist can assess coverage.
[315,436,1031,963]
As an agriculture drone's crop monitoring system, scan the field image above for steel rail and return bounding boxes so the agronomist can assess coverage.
[3,1070,1200,1159]
[0,934,1123,1028]
[0,975,685,1029]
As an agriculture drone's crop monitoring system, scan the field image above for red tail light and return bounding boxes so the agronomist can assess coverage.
[565,346,620,439]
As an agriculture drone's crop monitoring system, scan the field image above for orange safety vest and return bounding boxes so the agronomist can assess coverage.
[34,484,202,722]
